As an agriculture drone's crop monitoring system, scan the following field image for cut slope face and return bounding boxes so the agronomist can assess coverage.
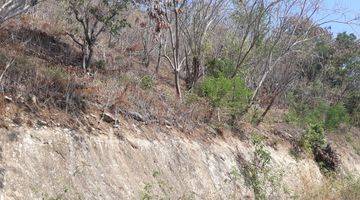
[1,123,359,199]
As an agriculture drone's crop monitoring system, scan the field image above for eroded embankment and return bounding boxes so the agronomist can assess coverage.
[0,123,359,200]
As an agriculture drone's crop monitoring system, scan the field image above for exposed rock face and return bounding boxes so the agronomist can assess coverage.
[0,124,359,200]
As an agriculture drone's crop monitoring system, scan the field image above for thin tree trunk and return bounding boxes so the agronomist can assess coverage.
[174,70,181,99]
[82,46,87,72]
[185,48,191,90]
[244,53,274,114]
[257,93,278,124]
[155,40,162,74]
[192,56,200,88]
[86,46,93,70]
[251,64,272,104]
[144,55,150,68]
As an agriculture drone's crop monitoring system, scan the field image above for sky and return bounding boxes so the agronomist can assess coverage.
[318,0,360,37]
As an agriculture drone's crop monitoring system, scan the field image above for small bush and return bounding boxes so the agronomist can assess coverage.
[314,144,340,173]
[300,124,327,153]
[199,58,252,123]
[239,134,287,200]
[94,59,106,70]
[243,134,272,200]
[325,103,350,130]
[299,124,340,173]
[198,75,251,116]
[206,58,236,78]
[285,96,349,130]
[140,75,154,90]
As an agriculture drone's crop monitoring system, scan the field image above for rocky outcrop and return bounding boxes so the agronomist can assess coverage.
[0,124,359,200]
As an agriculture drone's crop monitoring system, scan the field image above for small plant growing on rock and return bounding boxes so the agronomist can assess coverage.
[300,124,327,153]
[242,134,272,200]
[299,124,340,173]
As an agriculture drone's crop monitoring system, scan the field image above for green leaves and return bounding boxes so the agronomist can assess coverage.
[325,104,350,130]
[198,58,252,119]
[206,58,236,78]
[199,75,251,114]
[300,124,327,152]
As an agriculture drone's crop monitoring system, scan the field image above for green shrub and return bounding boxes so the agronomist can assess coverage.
[198,75,251,116]
[325,103,350,130]
[94,59,106,70]
[140,75,154,90]
[344,92,360,127]
[240,134,287,199]
[300,124,327,153]
[285,100,327,127]
[285,96,350,130]
[243,134,272,200]
[206,58,236,78]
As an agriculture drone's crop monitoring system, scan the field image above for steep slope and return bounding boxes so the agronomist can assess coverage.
[1,119,359,199]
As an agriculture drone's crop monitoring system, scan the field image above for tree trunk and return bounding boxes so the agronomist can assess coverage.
[174,70,182,99]
[82,46,87,72]
[143,55,150,68]
[86,45,93,70]
[191,56,200,88]
[257,93,278,124]
[155,39,163,74]
[82,44,93,72]
[185,48,191,90]
[243,56,274,115]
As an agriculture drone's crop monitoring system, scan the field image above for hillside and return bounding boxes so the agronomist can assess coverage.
[0,0,360,199]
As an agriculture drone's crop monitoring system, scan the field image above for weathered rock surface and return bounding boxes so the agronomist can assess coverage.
[0,124,359,200]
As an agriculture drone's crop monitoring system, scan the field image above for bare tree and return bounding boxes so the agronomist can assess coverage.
[63,0,129,71]
[155,33,165,74]
[147,0,188,99]
[229,0,282,78]
[247,0,325,122]
[138,16,158,68]
[181,0,227,89]
[0,0,37,24]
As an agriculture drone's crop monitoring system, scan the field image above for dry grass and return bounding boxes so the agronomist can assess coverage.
[301,175,360,200]
[0,22,212,132]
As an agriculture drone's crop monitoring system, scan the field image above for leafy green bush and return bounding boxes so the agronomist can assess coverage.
[300,124,327,153]
[285,101,327,126]
[285,93,350,130]
[206,58,236,78]
[325,103,350,130]
[198,57,252,123]
[198,75,251,115]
